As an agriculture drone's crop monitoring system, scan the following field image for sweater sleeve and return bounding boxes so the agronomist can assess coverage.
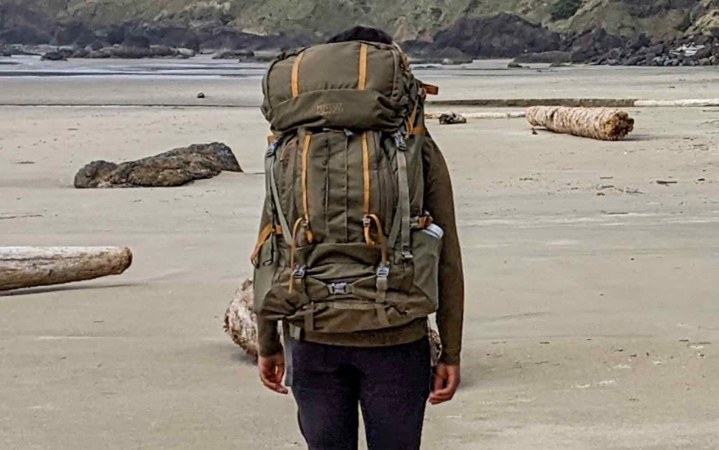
[422,134,465,365]
[255,198,283,357]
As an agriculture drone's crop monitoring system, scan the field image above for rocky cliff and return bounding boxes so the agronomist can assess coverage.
[1,0,717,60]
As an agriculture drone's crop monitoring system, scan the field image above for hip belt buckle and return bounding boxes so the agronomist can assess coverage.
[327,282,349,295]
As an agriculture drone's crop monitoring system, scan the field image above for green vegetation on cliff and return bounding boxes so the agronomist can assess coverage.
[1,0,717,48]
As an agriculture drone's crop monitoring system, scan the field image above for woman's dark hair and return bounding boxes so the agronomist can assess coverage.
[327,26,394,44]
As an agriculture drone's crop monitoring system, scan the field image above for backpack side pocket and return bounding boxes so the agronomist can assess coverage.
[410,224,443,310]
[252,231,278,314]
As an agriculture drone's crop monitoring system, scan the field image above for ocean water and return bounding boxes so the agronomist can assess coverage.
[3,55,718,104]
[0,55,524,79]
[0,55,270,79]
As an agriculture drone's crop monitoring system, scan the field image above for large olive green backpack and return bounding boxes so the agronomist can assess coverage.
[252,40,442,336]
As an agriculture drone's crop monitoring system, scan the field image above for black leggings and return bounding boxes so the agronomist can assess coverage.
[289,338,432,450]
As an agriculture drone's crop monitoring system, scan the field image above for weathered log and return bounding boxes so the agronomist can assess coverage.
[0,247,133,292]
[527,106,634,141]
[224,279,443,366]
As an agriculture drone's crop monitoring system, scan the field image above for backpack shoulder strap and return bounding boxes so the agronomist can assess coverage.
[388,132,412,259]
[266,140,293,246]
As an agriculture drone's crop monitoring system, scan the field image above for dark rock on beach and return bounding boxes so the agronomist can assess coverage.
[77,44,195,59]
[514,51,573,64]
[40,50,68,61]
[580,34,719,66]
[213,49,254,60]
[439,113,468,125]
[74,143,242,189]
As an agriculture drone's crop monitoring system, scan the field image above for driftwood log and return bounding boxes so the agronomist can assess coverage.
[0,247,133,292]
[527,106,634,141]
[224,279,259,359]
[224,279,443,366]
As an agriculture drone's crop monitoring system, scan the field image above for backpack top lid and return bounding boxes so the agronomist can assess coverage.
[261,41,416,134]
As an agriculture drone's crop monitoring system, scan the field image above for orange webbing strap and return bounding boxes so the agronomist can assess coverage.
[361,132,374,245]
[291,52,305,98]
[405,101,420,136]
[365,214,389,266]
[251,224,282,266]
[301,132,314,243]
[423,84,439,95]
[267,135,277,146]
[409,125,426,136]
[358,43,369,91]
[361,132,371,216]
[363,219,376,247]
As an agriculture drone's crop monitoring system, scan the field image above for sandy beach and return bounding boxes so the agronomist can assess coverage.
[1,58,718,449]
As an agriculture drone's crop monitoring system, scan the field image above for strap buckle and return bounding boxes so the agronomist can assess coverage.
[376,264,390,293]
[293,265,307,279]
[377,265,390,279]
[266,139,280,157]
[327,282,349,295]
[393,132,407,150]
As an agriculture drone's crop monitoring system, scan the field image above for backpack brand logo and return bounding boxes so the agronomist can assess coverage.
[316,103,345,116]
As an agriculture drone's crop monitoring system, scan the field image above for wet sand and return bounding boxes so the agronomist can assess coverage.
[1,62,718,449]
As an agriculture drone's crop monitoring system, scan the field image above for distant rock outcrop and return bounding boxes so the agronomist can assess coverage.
[74,143,242,189]
[2,0,718,65]
[76,44,195,59]
[432,13,565,58]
